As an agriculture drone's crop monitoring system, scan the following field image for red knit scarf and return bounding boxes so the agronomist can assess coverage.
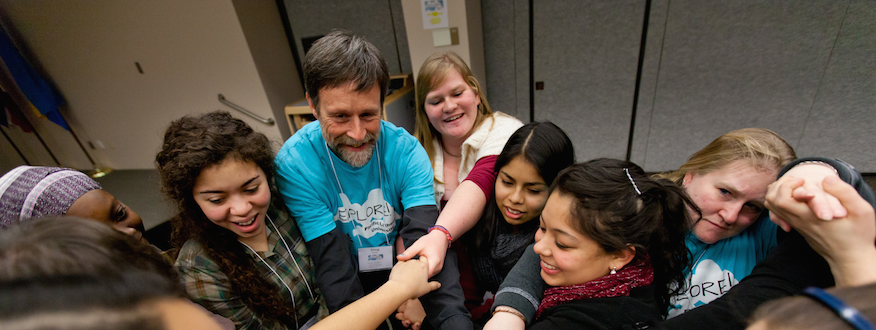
[535,255,654,319]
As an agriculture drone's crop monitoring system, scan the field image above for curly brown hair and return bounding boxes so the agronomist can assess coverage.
[155,111,297,326]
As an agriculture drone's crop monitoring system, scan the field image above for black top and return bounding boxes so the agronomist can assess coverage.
[530,286,661,330]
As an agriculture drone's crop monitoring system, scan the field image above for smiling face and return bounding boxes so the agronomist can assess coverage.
[67,189,146,242]
[683,160,777,244]
[311,83,382,167]
[533,192,621,287]
[423,69,481,144]
[495,156,549,226]
[192,158,270,245]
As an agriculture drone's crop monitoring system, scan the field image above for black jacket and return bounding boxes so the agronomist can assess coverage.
[530,286,661,330]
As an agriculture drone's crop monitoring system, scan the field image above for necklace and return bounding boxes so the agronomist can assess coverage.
[692,242,711,268]
[239,214,316,329]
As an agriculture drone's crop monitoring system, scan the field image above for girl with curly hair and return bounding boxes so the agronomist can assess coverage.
[156,111,326,329]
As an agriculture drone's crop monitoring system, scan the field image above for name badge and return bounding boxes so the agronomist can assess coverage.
[358,246,394,272]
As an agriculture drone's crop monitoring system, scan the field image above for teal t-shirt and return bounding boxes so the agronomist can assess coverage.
[668,215,778,317]
[274,120,436,255]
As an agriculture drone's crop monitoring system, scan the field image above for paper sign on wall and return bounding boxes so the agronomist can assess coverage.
[422,0,448,29]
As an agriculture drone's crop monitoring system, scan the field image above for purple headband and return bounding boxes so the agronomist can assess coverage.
[0,166,102,227]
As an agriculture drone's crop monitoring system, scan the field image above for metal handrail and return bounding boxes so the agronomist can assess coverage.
[217,94,275,125]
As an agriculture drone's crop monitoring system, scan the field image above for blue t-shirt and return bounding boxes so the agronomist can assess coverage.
[668,216,778,318]
[274,120,436,255]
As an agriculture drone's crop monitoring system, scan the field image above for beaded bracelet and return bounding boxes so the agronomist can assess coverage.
[428,225,452,247]
[492,307,527,323]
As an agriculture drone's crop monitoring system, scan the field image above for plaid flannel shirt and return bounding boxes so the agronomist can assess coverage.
[176,207,328,329]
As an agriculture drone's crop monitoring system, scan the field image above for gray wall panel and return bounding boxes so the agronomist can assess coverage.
[630,0,670,167]
[284,0,406,75]
[513,0,530,121]
[642,0,846,171]
[533,0,645,162]
[482,0,530,122]
[389,0,413,74]
[797,2,876,172]
[482,0,519,118]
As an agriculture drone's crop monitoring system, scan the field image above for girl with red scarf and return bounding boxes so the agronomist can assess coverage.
[515,159,693,330]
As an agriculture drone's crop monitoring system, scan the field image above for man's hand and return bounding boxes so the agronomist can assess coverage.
[387,256,441,299]
[766,175,876,286]
[396,231,448,277]
[766,163,847,231]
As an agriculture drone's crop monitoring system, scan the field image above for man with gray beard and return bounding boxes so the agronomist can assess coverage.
[274,31,472,330]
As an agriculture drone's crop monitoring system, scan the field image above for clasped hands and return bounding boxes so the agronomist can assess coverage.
[765,164,876,286]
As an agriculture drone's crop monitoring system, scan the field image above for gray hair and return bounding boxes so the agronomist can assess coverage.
[303,30,389,112]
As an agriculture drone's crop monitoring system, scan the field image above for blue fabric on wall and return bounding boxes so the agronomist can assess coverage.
[0,26,67,130]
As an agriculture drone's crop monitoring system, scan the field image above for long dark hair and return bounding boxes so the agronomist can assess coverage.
[469,122,575,250]
[552,158,695,315]
[155,111,297,325]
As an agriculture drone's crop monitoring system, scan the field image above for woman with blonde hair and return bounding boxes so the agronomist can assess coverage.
[398,52,523,277]
[653,128,796,317]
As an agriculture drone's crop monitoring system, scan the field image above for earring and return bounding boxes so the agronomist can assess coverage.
[610,267,617,275]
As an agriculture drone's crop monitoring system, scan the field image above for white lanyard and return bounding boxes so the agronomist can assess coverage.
[239,214,316,328]
[324,141,392,247]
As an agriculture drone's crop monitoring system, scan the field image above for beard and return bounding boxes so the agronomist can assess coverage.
[323,128,379,168]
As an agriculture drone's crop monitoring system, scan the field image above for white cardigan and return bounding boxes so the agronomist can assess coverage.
[431,111,523,203]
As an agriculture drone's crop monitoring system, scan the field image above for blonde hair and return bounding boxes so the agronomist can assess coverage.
[414,52,493,163]
[654,128,796,184]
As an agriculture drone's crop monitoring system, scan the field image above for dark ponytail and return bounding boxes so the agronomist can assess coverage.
[551,158,696,315]
[641,171,698,313]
